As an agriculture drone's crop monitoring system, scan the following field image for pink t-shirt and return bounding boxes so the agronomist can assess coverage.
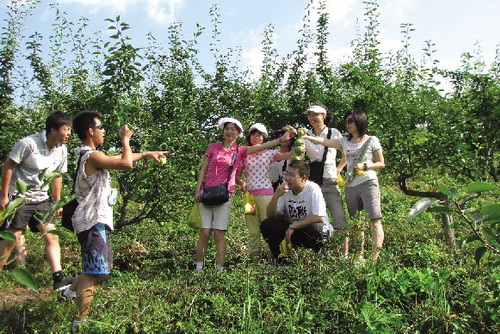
[204,143,248,193]
[242,149,279,196]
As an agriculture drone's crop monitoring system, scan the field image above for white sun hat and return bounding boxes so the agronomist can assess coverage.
[304,105,327,115]
[248,123,268,138]
[217,117,244,137]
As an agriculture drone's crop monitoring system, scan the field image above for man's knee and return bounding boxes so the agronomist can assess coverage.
[260,218,272,235]
[43,231,60,244]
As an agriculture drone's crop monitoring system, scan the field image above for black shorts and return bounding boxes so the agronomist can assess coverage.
[0,199,51,232]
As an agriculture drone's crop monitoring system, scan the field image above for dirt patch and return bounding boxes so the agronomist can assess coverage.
[0,286,53,310]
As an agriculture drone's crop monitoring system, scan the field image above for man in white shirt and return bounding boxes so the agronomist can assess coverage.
[261,160,332,262]
[0,112,74,291]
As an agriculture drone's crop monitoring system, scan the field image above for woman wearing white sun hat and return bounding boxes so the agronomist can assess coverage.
[302,103,349,256]
[194,118,291,272]
[235,123,292,264]
[302,108,385,261]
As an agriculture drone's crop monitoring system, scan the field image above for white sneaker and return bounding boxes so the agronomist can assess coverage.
[71,319,85,333]
[62,287,77,301]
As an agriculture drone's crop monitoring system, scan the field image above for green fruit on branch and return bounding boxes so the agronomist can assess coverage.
[292,155,301,161]
[297,129,305,137]
[295,145,305,154]
[295,139,303,146]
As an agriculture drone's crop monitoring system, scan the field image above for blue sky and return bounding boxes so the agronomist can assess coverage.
[2,0,499,77]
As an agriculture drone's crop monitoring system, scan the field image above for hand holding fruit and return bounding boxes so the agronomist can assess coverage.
[279,129,293,143]
[353,162,365,176]
[119,124,133,140]
[142,151,169,163]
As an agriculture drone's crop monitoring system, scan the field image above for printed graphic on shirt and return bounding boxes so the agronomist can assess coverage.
[344,148,359,166]
[286,199,308,222]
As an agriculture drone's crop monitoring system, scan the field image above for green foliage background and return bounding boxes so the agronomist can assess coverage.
[0,0,498,332]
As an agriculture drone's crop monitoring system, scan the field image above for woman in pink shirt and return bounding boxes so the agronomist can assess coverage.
[236,123,292,264]
[194,118,290,272]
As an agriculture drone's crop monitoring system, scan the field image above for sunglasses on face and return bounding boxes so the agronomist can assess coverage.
[94,124,104,130]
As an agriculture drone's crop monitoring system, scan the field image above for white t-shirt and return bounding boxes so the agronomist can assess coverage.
[276,181,332,233]
[8,131,68,201]
[340,136,382,187]
[304,127,342,179]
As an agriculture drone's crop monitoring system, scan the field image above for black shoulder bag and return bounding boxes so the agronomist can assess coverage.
[272,159,287,191]
[201,147,238,206]
[61,151,86,231]
[309,129,332,185]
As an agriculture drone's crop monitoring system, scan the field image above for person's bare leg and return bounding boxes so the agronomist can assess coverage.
[213,229,226,268]
[371,219,384,261]
[0,229,23,269]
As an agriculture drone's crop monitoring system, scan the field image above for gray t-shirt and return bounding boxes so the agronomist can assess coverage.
[8,131,67,201]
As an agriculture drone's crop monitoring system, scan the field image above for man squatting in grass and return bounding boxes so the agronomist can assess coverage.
[64,111,166,332]
[261,160,333,262]
[0,112,75,291]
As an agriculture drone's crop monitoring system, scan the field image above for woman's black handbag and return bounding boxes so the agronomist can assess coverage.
[308,129,332,186]
[309,161,325,185]
[201,147,238,206]
[60,151,87,231]
[200,183,230,206]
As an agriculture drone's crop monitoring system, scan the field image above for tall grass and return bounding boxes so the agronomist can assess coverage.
[0,183,498,333]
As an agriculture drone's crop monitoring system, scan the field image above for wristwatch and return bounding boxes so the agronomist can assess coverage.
[363,163,368,171]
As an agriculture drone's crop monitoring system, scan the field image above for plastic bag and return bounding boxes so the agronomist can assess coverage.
[243,191,256,215]
[187,202,201,229]
[279,239,292,257]
[337,174,345,187]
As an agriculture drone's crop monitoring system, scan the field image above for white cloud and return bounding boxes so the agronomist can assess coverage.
[58,0,184,24]
[323,0,358,24]
[242,46,264,79]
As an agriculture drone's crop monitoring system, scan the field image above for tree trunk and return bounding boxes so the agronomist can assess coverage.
[441,213,456,249]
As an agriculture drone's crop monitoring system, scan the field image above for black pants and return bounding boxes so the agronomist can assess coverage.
[260,218,327,259]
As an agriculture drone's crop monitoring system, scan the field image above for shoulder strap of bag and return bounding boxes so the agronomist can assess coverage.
[225,146,239,183]
[320,128,332,163]
[353,136,372,163]
[71,150,87,194]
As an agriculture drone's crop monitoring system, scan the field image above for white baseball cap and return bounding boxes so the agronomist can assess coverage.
[304,105,327,115]
[248,123,268,138]
[217,117,244,137]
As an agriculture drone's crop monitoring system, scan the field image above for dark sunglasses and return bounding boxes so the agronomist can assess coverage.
[94,124,105,130]
[345,118,354,125]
